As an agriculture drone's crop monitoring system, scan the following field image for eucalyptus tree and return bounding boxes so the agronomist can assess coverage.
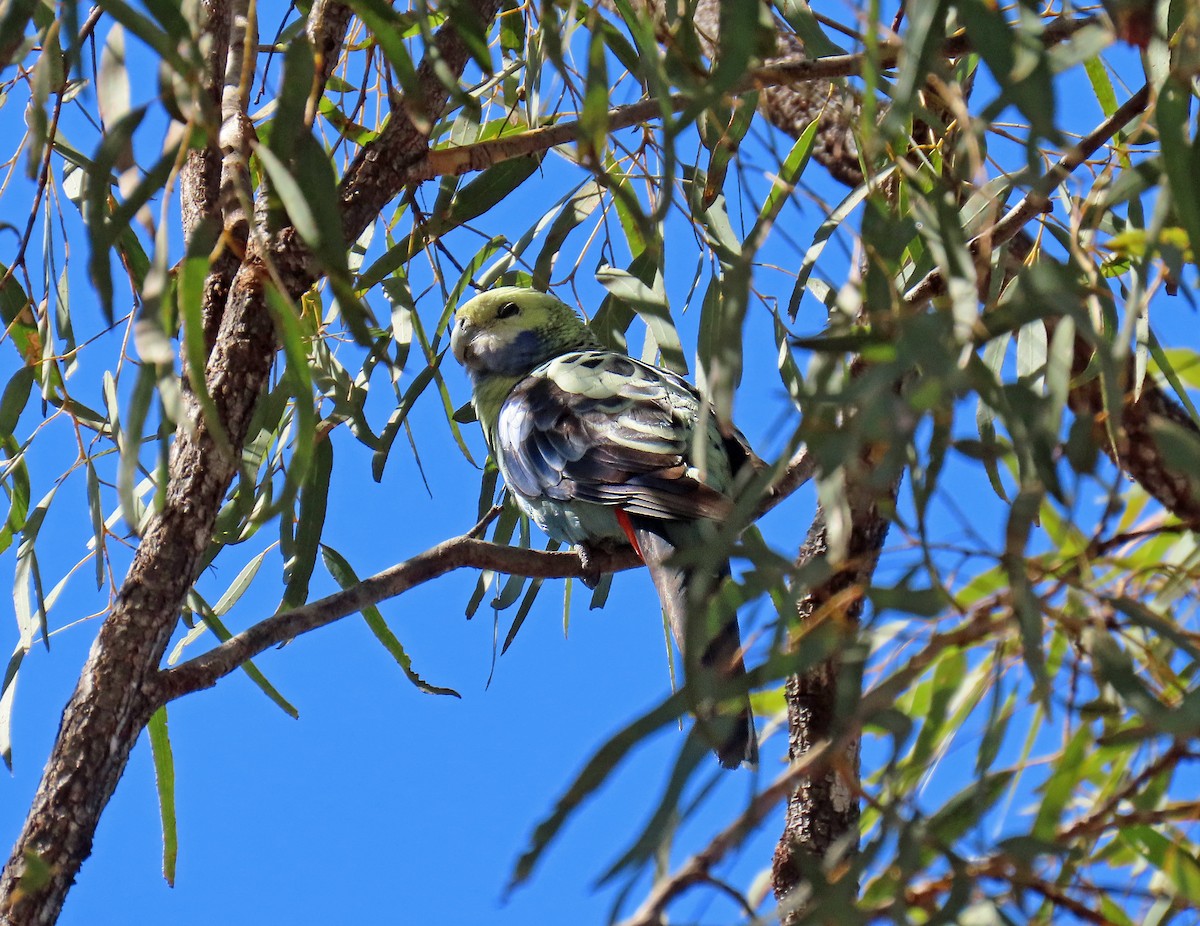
[1,1,1198,923]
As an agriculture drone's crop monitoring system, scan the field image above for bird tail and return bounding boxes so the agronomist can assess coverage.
[632,522,758,770]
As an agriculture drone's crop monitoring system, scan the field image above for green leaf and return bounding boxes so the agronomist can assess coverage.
[500,540,559,654]
[0,263,55,380]
[1003,488,1048,704]
[282,435,333,610]
[187,595,299,718]
[0,642,27,768]
[264,285,317,508]
[15,486,55,653]
[84,460,105,590]
[268,36,315,163]
[0,366,35,438]
[1156,78,1200,276]
[598,732,710,885]
[595,267,685,374]
[147,707,178,886]
[774,0,847,56]
[787,176,882,319]
[359,156,542,289]
[510,686,694,891]
[117,363,156,531]
[577,16,609,161]
[85,106,145,319]
[749,118,820,247]
[532,181,603,291]
[926,770,1014,845]
[0,434,31,557]
[320,545,459,697]
[0,0,39,68]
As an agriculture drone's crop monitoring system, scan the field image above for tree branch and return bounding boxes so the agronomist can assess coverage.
[156,445,816,702]
[0,3,506,921]
[408,16,1101,186]
[156,536,634,701]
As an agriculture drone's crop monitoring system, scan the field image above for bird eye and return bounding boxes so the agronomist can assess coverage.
[496,301,520,319]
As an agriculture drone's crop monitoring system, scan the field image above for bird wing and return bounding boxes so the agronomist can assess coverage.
[496,350,734,522]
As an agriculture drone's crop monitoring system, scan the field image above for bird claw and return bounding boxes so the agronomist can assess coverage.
[575,544,602,589]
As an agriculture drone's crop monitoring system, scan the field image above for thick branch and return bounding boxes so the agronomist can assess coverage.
[306,0,352,91]
[0,3,505,922]
[1068,335,1200,526]
[772,464,900,916]
[179,0,230,244]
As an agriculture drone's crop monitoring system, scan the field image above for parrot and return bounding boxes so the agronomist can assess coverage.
[450,285,758,769]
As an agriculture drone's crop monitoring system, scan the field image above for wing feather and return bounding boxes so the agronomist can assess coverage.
[496,350,739,522]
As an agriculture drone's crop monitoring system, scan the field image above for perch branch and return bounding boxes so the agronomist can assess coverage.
[157,444,817,701]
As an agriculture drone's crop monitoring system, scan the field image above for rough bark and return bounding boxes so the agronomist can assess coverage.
[0,260,277,926]
[625,0,863,185]
[771,484,896,916]
[1068,337,1200,527]
[0,2,503,921]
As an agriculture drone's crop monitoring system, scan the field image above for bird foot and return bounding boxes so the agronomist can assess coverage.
[575,543,602,589]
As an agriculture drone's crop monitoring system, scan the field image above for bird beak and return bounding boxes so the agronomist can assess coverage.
[450,314,470,365]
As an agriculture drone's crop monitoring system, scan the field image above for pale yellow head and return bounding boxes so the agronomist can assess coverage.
[450,286,599,382]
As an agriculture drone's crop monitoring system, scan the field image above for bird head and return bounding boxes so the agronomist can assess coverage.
[451,286,599,382]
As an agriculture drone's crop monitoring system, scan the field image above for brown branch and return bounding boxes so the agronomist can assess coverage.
[156,536,640,701]
[406,16,1101,187]
[180,0,238,357]
[1058,743,1188,842]
[773,464,900,917]
[0,3,507,922]
[901,858,1111,926]
[156,445,815,702]
[1068,335,1200,527]
[180,0,230,244]
[306,0,352,92]
[216,0,256,251]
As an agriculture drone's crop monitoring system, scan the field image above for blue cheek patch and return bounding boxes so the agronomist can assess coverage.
[489,329,544,376]
[510,330,542,366]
